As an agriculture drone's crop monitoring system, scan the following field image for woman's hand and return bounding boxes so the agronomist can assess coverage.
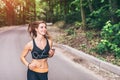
[49,49,55,57]
[28,63,37,70]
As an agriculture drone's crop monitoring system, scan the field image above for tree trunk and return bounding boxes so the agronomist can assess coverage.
[25,0,30,22]
[23,6,26,24]
[64,0,67,15]
[3,0,15,25]
[33,0,36,21]
[59,0,63,18]
[80,0,86,29]
[109,0,118,23]
[19,4,22,24]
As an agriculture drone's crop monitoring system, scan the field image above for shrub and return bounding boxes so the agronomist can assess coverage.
[96,21,120,58]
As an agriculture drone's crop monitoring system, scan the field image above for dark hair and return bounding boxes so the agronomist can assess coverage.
[28,20,51,39]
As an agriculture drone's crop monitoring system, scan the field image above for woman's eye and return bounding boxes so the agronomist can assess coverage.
[40,26,47,29]
[41,26,43,28]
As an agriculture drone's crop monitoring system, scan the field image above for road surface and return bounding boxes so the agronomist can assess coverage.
[0,26,102,80]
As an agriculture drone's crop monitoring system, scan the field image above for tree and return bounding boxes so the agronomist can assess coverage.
[109,0,119,23]
[2,0,16,25]
[80,0,86,29]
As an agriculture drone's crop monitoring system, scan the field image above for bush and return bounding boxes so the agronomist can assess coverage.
[96,21,120,58]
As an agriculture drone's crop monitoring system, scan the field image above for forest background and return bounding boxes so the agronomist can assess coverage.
[0,0,120,66]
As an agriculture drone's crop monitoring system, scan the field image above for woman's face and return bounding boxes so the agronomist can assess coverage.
[36,23,47,36]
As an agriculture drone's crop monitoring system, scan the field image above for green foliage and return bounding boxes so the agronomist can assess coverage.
[96,40,111,54]
[65,28,76,36]
[86,31,94,40]
[74,21,82,29]
[101,0,105,3]
[116,9,120,17]
[36,0,46,19]
[79,44,87,50]
[70,0,80,11]
[65,11,81,24]
[101,21,120,45]
[96,21,120,58]
[112,58,120,66]
[87,5,109,30]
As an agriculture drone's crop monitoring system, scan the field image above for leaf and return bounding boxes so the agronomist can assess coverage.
[101,0,104,3]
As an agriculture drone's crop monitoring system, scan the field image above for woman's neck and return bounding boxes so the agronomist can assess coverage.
[36,35,45,41]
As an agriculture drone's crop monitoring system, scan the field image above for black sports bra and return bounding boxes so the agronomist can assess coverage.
[31,38,50,59]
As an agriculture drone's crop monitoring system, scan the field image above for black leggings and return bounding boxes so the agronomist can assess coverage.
[27,69,48,80]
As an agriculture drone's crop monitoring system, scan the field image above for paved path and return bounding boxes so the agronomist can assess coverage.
[0,26,102,80]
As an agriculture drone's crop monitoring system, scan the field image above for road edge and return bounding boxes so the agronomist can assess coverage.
[55,43,120,76]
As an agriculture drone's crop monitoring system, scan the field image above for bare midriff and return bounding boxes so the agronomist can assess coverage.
[30,59,48,73]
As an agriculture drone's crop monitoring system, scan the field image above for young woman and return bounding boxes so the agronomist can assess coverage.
[20,20,55,80]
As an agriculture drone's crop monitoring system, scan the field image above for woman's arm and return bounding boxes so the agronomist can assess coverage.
[20,42,32,67]
[48,39,55,57]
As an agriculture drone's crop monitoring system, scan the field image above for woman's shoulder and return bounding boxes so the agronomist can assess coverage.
[26,40,33,45]
[47,38,52,44]
[24,40,33,50]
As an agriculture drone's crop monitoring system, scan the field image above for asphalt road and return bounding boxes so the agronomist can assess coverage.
[0,26,102,80]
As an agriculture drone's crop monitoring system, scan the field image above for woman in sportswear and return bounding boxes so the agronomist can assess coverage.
[20,20,55,80]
